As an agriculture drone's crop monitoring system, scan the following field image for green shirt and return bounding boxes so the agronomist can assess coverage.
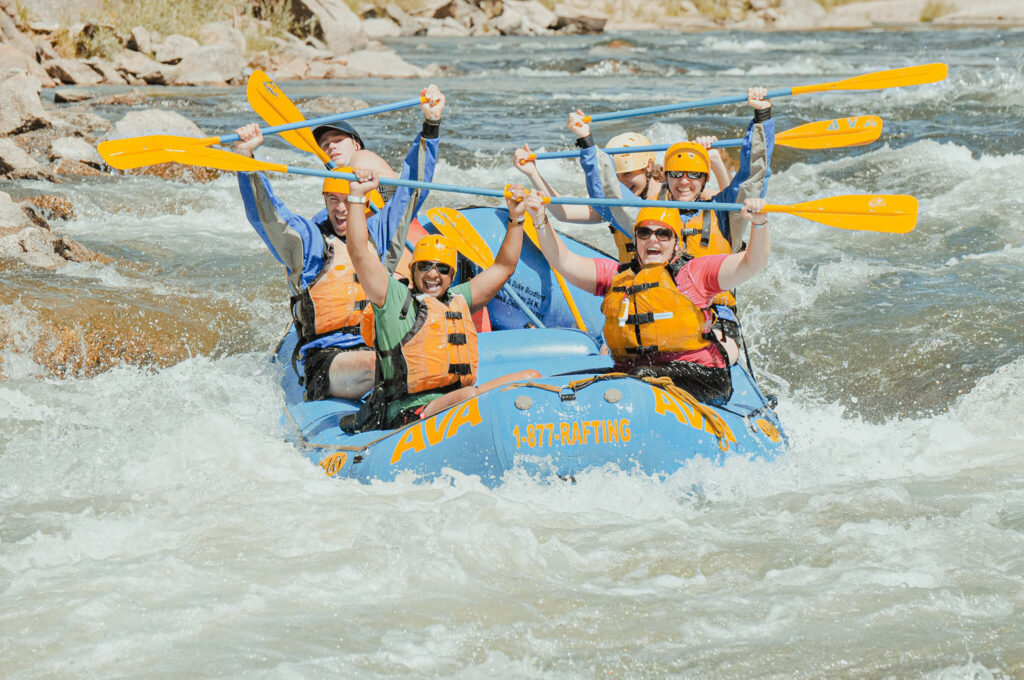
[373,278,474,423]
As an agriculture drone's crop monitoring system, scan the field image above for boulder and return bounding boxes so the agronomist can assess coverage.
[197,21,246,54]
[494,0,557,34]
[291,0,369,55]
[0,43,53,85]
[361,17,402,38]
[266,55,310,81]
[49,136,103,167]
[553,3,608,33]
[126,26,158,55]
[771,0,828,29]
[0,191,28,228]
[84,58,128,85]
[165,44,247,86]
[0,137,49,179]
[52,159,106,177]
[0,2,36,55]
[26,194,75,220]
[0,226,104,270]
[53,89,95,103]
[104,109,204,142]
[154,34,201,64]
[113,49,166,83]
[0,70,50,136]
[426,17,471,35]
[46,58,105,86]
[333,49,431,78]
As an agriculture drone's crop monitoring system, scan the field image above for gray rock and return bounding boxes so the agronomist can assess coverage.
[104,109,204,141]
[0,191,28,228]
[127,26,157,54]
[165,44,246,86]
[46,58,105,86]
[0,70,50,136]
[292,0,369,55]
[49,136,102,167]
[84,58,128,85]
[113,49,166,81]
[335,49,431,78]
[553,3,608,33]
[197,21,246,54]
[426,17,471,35]
[53,88,95,103]
[362,17,402,38]
[0,43,54,84]
[154,34,201,64]
[0,138,49,179]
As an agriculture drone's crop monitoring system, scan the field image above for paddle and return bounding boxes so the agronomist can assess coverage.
[105,142,918,234]
[521,215,588,332]
[247,70,334,167]
[583,63,948,122]
[523,115,883,164]
[426,207,547,329]
[97,91,425,170]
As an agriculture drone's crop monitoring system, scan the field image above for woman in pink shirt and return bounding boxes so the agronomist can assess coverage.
[527,193,770,403]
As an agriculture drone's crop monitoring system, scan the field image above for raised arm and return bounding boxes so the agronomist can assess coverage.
[513,140,595,223]
[528,189,600,295]
[695,135,732,198]
[717,198,770,291]
[344,170,390,307]
[468,185,527,310]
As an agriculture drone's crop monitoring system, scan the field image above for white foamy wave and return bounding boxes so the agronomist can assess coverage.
[723,56,850,77]
[699,36,831,53]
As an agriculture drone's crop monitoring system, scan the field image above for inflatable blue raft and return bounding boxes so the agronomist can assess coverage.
[273,206,786,486]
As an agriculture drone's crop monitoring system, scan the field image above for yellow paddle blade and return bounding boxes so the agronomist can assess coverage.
[98,135,221,169]
[521,215,588,332]
[247,70,331,165]
[776,115,883,150]
[426,206,495,268]
[766,194,918,233]
[793,63,947,96]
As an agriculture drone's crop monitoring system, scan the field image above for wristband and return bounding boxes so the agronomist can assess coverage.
[535,218,549,230]
[510,215,525,225]
[346,195,367,204]
[752,221,767,229]
[575,134,595,149]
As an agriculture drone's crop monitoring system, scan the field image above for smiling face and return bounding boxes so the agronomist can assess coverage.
[318,131,361,166]
[634,223,678,267]
[666,171,708,203]
[616,159,653,197]
[412,260,453,298]
[324,191,350,237]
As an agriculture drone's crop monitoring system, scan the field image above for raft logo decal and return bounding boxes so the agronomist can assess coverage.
[512,419,631,449]
[320,452,348,477]
[755,418,781,443]
[391,398,482,464]
[650,386,737,443]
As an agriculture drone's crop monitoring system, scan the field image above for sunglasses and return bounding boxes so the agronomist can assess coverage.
[634,226,675,242]
[414,260,453,276]
[666,170,708,181]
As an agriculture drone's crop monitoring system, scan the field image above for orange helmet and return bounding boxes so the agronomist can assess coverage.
[411,234,458,271]
[321,167,385,211]
[607,132,655,174]
[664,142,710,175]
[634,206,683,240]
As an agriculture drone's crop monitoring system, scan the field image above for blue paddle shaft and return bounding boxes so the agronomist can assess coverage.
[217,98,423,144]
[532,138,742,161]
[588,88,792,122]
[288,167,742,212]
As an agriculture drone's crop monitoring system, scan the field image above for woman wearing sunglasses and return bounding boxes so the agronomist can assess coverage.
[528,190,770,404]
[342,174,540,431]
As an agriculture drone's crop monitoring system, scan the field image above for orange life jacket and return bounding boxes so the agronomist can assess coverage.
[291,236,377,346]
[362,289,479,399]
[601,261,716,362]
[680,210,737,308]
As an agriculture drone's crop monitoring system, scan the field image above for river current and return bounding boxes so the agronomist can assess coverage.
[2,28,1024,678]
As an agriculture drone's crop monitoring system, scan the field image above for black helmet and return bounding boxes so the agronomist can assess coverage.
[312,121,366,150]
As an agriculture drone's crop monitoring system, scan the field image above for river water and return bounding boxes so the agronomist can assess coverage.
[2,28,1024,678]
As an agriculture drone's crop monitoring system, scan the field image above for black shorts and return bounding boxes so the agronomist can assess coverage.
[628,362,733,404]
[302,346,372,401]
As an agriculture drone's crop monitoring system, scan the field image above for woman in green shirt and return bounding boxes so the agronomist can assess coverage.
[345,171,540,429]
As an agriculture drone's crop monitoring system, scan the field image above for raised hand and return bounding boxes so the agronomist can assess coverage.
[234,123,263,158]
[421,84,445,120]
[568,109,590,138]
[747,86,771,111]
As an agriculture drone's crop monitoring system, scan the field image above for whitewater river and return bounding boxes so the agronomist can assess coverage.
[2,28,1024,678]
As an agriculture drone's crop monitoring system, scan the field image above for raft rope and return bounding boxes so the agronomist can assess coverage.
[501,373,732,451]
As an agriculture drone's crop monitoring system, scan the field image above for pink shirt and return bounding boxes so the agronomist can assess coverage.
[594,254,729,369]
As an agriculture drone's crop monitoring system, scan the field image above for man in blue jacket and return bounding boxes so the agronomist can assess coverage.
[233,84,445,400]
